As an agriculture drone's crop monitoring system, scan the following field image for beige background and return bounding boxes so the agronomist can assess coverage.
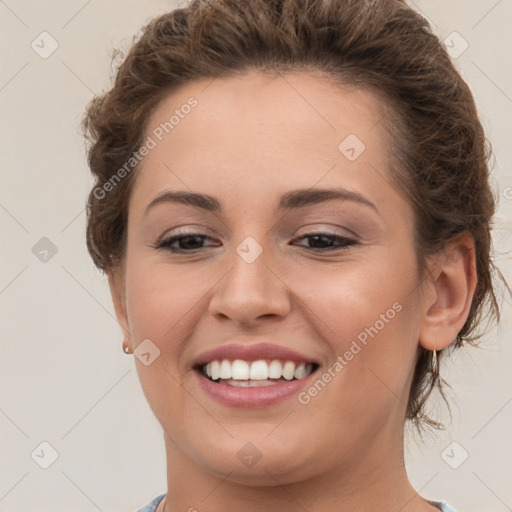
[0,1,511,511]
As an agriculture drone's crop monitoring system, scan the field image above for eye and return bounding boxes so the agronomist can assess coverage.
[153,231,357,254]
[154,232,218,253]
[292,232,357,252]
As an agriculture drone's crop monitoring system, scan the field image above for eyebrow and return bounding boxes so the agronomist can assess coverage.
[144,187,379,216]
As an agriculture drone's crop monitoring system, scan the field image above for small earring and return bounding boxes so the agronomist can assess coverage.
[431,349,438,375]
[122,339,131,354]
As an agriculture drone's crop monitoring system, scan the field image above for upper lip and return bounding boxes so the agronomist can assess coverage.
[191,341,319,369]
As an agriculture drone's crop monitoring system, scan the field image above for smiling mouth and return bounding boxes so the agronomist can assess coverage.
[197,359,319,387]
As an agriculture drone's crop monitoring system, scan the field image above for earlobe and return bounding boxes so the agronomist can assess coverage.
[107,269,132,348]
[418,234,478,351]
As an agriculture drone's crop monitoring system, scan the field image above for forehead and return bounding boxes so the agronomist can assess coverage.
[129,70,397,216]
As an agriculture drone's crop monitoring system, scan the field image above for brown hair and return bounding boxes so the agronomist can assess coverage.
[82,0,506,427]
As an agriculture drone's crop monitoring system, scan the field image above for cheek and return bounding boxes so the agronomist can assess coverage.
[124,259,208,348]
[292,249,421,399]
[290,250,418,338]
[123,261,197,431]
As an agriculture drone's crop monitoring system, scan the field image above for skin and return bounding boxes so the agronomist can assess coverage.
[108,71,477,512]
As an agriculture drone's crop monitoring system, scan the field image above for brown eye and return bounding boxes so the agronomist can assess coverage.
[293,233,357,252]
[154,233,219,253]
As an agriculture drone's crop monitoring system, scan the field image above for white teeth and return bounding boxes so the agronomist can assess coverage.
[249,360,268,380]
[231,359,250,379]
[282,361,295,380]
[202,359,315,382]
[211,360,220,380]
[268,360,283,378]
[221,379,278,387]
[219,360,231,379]
[294,362,307,379]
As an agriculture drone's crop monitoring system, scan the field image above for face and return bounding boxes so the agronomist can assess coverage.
[111,71,432,484]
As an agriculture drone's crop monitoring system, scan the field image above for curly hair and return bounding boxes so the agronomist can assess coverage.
[82,0,506,428]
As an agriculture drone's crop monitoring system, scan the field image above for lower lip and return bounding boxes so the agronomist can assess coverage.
[194,369,318,408]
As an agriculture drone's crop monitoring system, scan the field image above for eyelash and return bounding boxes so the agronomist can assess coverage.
[153,232,357,253]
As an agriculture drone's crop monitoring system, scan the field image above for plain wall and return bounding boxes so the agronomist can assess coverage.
[1,1,511,510]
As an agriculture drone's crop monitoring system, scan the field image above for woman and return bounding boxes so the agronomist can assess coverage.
[82,0,505,510]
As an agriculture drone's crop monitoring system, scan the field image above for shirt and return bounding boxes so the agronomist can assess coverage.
[136,493,457,511]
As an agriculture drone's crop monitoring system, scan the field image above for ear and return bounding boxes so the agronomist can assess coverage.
[418,234,478,351]
[108,268,132,351]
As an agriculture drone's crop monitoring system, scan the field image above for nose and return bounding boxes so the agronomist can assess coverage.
[208,241,291,327]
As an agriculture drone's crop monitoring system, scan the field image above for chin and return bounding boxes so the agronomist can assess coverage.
[189,430,320,485]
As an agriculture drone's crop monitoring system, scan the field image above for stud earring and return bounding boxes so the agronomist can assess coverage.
[122,339,131,354]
